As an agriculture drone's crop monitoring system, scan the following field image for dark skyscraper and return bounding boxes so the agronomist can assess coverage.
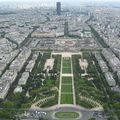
[56,2,61,16]
[64,21,69,36]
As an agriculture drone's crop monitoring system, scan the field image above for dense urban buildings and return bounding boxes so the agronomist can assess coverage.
[0,1,120,120]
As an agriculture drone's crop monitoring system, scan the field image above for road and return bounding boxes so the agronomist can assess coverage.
[20,105,107,120]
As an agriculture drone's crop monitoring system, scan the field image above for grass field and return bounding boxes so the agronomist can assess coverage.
[61,93,73,104]
[61,85,73,93]
[62,67,71,73]
[62,77,72,84]
[55,112,79,119]
[62,58,71,73]
[60,57,74,104]
[60,76,73,104]
[63,58,71,66]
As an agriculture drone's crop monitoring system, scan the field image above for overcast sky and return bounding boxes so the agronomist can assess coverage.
[0,0,120,2]
[0,0,120,7]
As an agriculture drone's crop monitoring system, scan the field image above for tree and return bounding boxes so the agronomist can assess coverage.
[0,110,11,119]
[39,117,47,120]
[88,118,96,120]
[3,101,16,108]
[107,116,116,120]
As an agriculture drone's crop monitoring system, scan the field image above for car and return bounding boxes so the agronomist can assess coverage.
[41,112,46,115]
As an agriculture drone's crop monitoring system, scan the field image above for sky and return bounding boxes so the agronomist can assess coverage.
[0,0,120,7]
[0,0,120,2]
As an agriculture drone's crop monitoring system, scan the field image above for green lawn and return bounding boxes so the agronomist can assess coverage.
[63,61,71,67]
[61,93,73,104]
[62,77,72,84]
[62,67,71,73]
[62,58,72,73]
[60,58,73,104]
[63,59,71,67]
[55,112,79,119]
[61,85,73,93]
[46,79,55,87]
